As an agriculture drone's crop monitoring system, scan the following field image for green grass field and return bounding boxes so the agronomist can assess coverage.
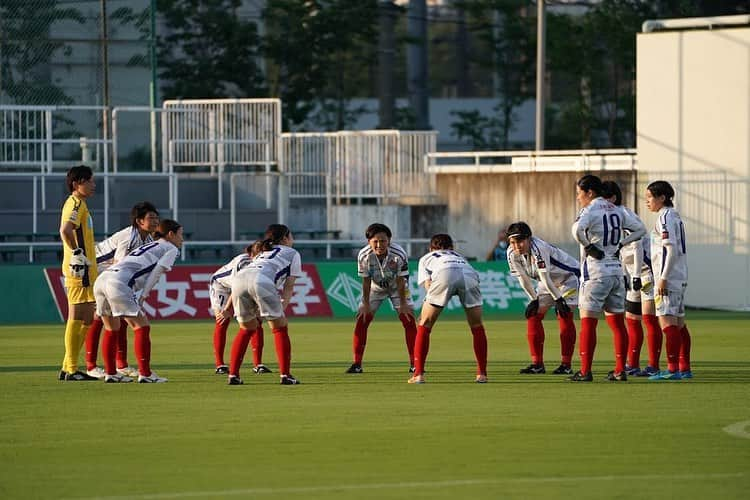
[1,312,749,499]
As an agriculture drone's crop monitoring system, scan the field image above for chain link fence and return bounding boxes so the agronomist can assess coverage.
[1,0,155,168]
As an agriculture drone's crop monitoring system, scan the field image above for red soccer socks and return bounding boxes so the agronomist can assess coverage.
[663,325,682,373]
[399,313,417,367]
[413,324,432,376]
[273,326,292,376]
[133,326,152,377]
[643,314,662,369]
[679,325,691,372]
[229,328,252,377]
[626,317,644,369]
[605,314,628,373]
[251,325,265,367]
[557,314,576,365]
[526,314,545,365]
[213,319,230,367]
[352,313,373,365]
[578,317,598,375]
[471,325,488,376]
[85,317,103,371]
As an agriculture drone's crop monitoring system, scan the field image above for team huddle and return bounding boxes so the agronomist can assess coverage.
[57,165,691,384]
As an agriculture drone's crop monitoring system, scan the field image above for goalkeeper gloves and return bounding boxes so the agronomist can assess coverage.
[69,248,89,278]
[632,277,642,291]
[584,244,604,260]
[554,297,571,317]
[524,299,539,319]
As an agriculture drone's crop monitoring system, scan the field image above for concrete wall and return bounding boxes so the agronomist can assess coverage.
[433,171,637,260]
[636,26,750,310]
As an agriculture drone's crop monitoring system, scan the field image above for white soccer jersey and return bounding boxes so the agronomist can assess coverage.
[572,197,646,280]
[106,240,180,291]
[617,206,652,279]
[417,249,477,286]
[650,207,688,285]
[95,226,154,271]
[507,236,580,286]
[357,243,409,290]
[210,253,252,292]
[236,244,303,288]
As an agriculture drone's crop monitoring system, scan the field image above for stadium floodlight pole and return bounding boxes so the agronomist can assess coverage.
[101,0,110,162]
[150,0,158,172]
[535,0,546,151]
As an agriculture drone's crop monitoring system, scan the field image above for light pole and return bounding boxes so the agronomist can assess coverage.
[535,0,546,151]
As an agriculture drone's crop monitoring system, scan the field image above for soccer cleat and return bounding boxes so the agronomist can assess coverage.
[409,366,416,374]
[519,363,546,374]
[408,374,425,384]
[606,370,628,382]
[475,374,488,384]
[280,374,300,385]
[228,375,244,385]
[252,364,272,374]
[58,370,66,381]
[86,366,107,380]
[138,372,168,383]
[552,364,573,375]
[680,370,693,379]
[117,366,139,378]
[104,373,133,383]
[569,371,593,382]
[64,371,99,381]
[345,363,363,374]
[648,370,682,381]
[215,365,229,375]
[625,365,641,376]
[635,365,659,377]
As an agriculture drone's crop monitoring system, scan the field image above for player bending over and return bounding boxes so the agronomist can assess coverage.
[506,222,579,375]
[346,223,417,374]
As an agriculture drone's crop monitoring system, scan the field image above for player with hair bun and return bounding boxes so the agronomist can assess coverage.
[227,224,303,385]
[84,201,160,379]
[93,219,184,383]
[601,181,662,377]
[209,241,269,376]
[345,223,417,374]
[505,221,579,375]
[409,234,488,384]
[570,174,646,382]
[645,180,692,381]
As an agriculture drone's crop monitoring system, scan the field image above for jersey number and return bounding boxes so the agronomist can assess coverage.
[602,214,622,247]
[260,247,281,260]
[129,241,159,256]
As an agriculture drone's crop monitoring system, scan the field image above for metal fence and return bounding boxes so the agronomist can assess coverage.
[282,130,438,203]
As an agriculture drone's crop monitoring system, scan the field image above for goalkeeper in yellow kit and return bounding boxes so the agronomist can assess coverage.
[58,165,99,381]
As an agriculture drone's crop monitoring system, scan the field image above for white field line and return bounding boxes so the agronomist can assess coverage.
[85,472,746,500]
[723,420,750,439]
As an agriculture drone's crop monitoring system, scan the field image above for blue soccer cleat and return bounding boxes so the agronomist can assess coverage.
[648,370,682,381]
[680,370,693,379]
[636,366,659,377]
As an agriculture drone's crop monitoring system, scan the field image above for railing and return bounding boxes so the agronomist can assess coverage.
[425,148,637,173]
[0,105,111,172]
[0,238,433,264]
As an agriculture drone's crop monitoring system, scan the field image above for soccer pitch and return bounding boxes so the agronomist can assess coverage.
[1,312,748,499]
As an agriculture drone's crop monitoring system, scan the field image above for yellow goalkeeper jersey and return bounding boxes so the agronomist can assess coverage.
[61,194,97,288]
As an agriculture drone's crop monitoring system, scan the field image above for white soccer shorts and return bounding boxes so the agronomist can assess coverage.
[578,275,626,314]
[424,268,483,309]
[94,271,141,318]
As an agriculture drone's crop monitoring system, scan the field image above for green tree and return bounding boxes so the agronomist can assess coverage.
[263,0,379,131]
[157,0,266,99]
[0,0,84,105]
[449,1,535,149]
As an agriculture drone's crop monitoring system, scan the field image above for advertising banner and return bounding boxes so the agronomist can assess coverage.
[44,264,333,321]
[40,261,526,322]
